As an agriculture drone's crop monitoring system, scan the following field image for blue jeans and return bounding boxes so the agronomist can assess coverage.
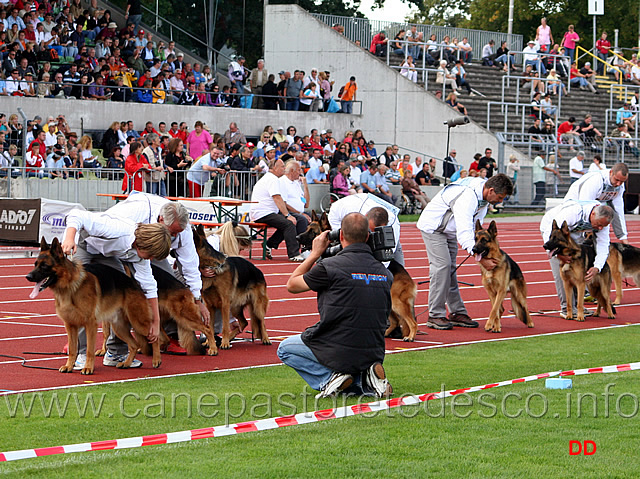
[526,59,547,75]
[277,335,333,391]
[596,51,608,75]
[341,100,353,114]
[286,98,300,111]
[146,180,167,197]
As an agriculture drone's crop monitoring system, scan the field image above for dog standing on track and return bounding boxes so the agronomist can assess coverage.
[473,220,533,332]
[607,242,640,305]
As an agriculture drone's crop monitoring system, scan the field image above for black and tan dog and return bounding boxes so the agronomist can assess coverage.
[297,211,418,341]
[26,237,161,374]
[192,224,271,353]
[473,220,533,333]
[607,242,640,305]
[543,220,615,321]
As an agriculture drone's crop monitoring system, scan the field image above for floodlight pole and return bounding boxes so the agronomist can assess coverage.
[444,125,453,185]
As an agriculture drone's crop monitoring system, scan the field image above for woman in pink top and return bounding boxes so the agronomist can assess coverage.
[186,120,213,160]
[561,25,580,66]
[536,17,553,52]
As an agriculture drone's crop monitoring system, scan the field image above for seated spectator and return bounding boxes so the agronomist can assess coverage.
[520,64,544,94]
[400,56,418,83]
[445,91,467,115]
[495,41,516,71]
[481,39,496,66]
[107,145,125,177]
[540,94,556,118]
[401,169,428,209]
[306,164,327,184]
[458,37,473,63]
[436,60,458,92]
[374,165,397,205]
[249,159,304,261]
[333,163,356,196]
[530,92,551,121]
[25,142,45,178]
[557,116,580,149]
[451,59,473,94]
[415,162,434,185]
[588,154,606,172]
[369,30,388,57]
[392,29,407,56]
[569,62,597,93]
[616,103,636,132]
[523,40,547,74]
[546,69,567,96]
[385,160,402,185]
[577,113,603,147]
[579,62,599,94]
[136,79,153,103]
[0,144,21,178]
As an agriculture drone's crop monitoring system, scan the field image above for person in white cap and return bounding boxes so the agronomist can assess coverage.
[523,40,546,74]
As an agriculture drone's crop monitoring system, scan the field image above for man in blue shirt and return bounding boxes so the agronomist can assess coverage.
[305,165,327,184]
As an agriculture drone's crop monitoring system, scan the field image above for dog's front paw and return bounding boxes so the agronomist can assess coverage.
[95,348,106,357]
[261,338,271,345]
[59,364,74,373]
[220,340,232,350]
[152,359,161,369]
[81,367,94,375]
[402,337,414,342]
[207,346,218,356]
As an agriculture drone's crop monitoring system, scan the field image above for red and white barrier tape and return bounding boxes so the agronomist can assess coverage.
[2,361,639,462]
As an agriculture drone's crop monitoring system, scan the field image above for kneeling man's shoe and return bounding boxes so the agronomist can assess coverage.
[365,362,393,398]
[316,372,353,398]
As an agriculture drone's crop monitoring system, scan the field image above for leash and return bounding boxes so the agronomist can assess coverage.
[0,353,63,371]
[415,253,474,318]
[418,253,474,286]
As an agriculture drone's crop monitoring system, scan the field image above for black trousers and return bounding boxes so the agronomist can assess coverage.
[258,212,301,258]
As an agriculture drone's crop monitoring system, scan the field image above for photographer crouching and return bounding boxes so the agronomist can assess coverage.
[277,212,393,398]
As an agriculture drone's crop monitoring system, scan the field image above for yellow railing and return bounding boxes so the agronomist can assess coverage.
[576,46,623,82]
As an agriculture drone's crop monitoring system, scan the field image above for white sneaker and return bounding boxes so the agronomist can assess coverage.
[289,254,305,262]
[103,351,142,368]
[265,246,273,260]
[73,353,86,370]
[315,372,353,398]
[365,362,392,398]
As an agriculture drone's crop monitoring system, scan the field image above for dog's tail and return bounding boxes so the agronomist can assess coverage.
[511,278,534,327]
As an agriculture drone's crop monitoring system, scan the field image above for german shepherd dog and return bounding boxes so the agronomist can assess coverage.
[543,220,615,321]
[297,211,418,341]
[26,237,161,374]
[607,242,640,305]
[192,225,271,353]
[473,220,533,333]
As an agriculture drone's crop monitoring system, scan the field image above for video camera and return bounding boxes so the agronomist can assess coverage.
[324,225,396,262]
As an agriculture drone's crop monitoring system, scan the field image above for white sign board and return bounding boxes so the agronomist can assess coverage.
[588,0,604,15]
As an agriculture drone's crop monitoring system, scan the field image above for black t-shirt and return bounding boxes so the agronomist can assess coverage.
[478,156,496,177]
[415,169,431,185]
[528,125,544,135]
[302,243,392,375]
[127,0,142,15]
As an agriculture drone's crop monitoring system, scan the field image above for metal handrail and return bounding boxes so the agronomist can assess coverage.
[487,98,560,135]
[604,107,640,138]
[576,46,623,86]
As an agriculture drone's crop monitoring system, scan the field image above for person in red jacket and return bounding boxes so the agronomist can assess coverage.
[123,141,150,192]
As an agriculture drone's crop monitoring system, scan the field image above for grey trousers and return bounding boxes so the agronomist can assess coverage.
[549,256,580,314]
[421,231,468,319]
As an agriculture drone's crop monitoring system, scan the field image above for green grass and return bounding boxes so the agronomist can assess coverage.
[399,212,544,222]
[2,327,640,477]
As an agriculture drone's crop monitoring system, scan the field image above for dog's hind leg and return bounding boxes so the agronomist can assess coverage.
[60,323,79,373]
[610,255,623,305]
[247,287,271,345]
[384,312,400,338]
[95,321,109,356]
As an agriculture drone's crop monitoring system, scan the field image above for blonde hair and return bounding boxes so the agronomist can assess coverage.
[78,135,93,150]
[134,223,171,260]
[211,221,252,256]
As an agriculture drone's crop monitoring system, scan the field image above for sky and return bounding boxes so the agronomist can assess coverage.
[357,0,415,23]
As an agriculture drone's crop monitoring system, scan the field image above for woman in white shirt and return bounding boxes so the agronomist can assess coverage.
[400,55,418,83]
[436,60,458,92]
[300,82,321,112]
[588,154,606,172]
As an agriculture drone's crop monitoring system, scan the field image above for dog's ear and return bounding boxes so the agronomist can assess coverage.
[320,212,330,230]
[50,237,63,258]
[551,219,558,231]
[192,225,204,247]
[561,220,570,235]
[40,236,50,251]
[311,210,319,222]
[475,219,482,232]
[488,220,498,237]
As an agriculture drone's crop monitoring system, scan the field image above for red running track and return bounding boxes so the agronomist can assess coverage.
[1,219,639,395]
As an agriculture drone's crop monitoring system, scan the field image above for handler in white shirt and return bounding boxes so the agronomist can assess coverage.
[62,209,172,347]
[564,163,629,243]
[416,175,512,330]
[250,158,304,261]
[328,192,403,264]
[541,200,614,317]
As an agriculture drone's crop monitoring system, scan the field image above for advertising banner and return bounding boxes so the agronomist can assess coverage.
[0,199,41,242]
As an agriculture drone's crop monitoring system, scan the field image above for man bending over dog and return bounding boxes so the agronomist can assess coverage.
[278,212,393,398]
[328,193,403,264]
[416,174,513,330]
[564,162,629,245]
[540,200,614,318]
[62,209,172,367]
[72,193,210,367]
